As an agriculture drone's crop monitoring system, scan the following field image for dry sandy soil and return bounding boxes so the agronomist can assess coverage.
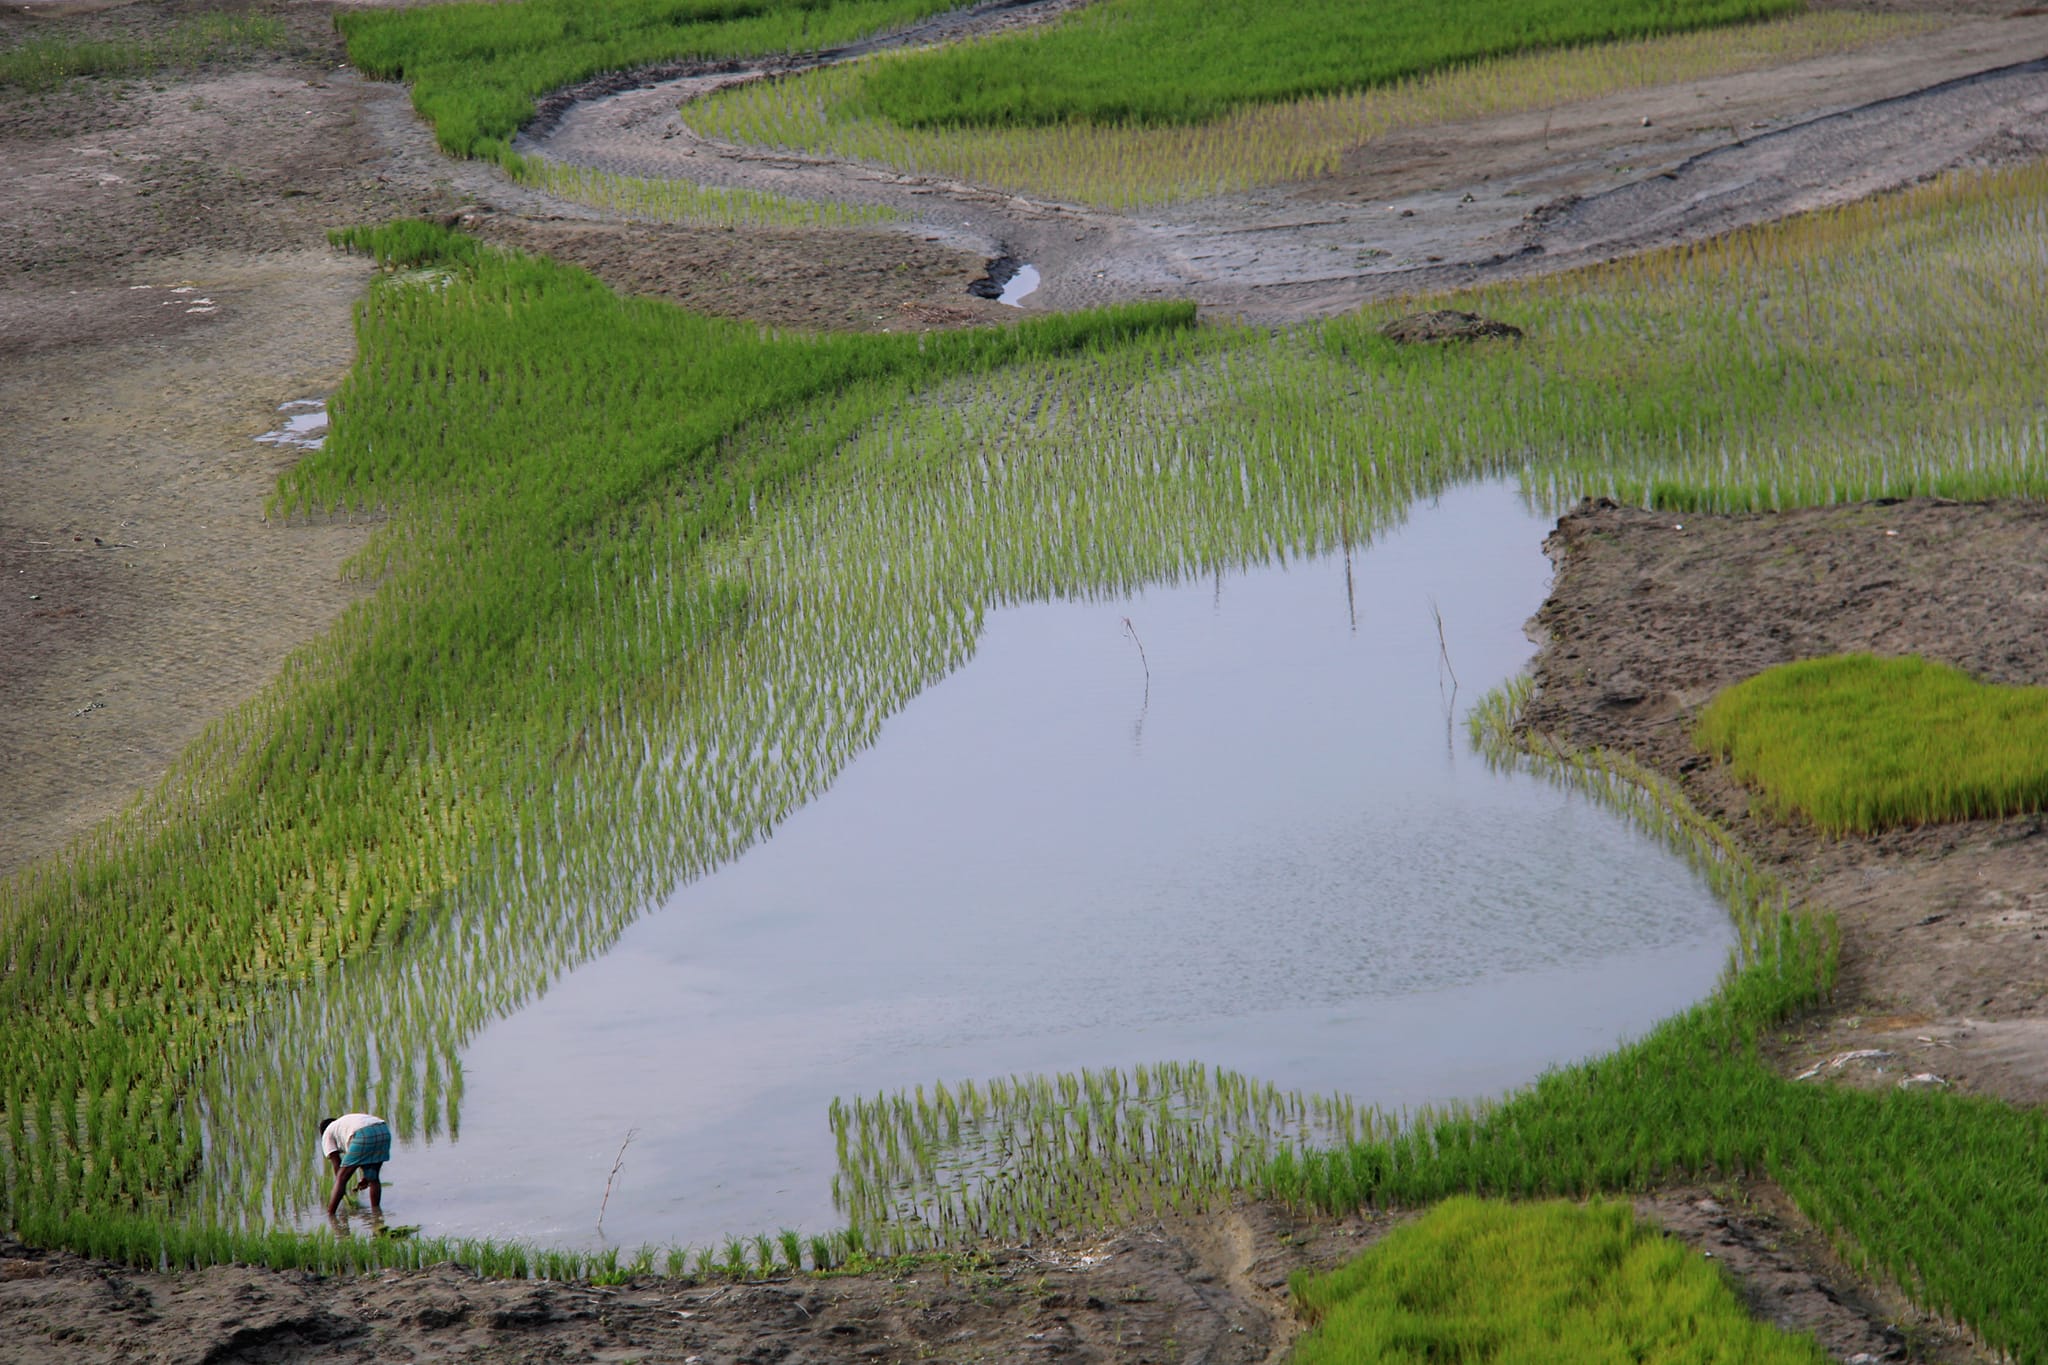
[3,0,2046,1359]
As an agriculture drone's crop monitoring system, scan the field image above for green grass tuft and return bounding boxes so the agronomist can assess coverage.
[1292,1197,1829,1364]
[1696,653,2048,833]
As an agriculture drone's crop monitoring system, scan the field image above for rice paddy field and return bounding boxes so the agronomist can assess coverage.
[9,0,2048,1358]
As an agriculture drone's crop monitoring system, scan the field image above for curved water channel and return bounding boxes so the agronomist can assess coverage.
[364,482,1731,1252]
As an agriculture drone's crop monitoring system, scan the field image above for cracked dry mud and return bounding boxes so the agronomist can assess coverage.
[3,0,2045,1359]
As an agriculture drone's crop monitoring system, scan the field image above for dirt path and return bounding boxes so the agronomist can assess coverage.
[524,7,2048,320]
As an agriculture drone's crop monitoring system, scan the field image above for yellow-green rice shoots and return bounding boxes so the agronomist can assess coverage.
[1696,653,2048,834]
[1291,1197,1828,1364]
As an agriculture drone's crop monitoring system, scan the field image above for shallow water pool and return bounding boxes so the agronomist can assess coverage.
[375,483,1731,1251]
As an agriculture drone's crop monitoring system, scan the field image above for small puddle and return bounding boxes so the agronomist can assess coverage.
[997,263,1040,307]
[379,482,1734,1251]
[254,399,328,451]
[969,256,1039,307]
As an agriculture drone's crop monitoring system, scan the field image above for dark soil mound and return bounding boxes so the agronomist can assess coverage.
[1379,310,1524,343]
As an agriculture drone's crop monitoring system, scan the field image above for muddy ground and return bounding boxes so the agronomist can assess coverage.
[2,0,2044,1359]
[1527,498,2048,1110]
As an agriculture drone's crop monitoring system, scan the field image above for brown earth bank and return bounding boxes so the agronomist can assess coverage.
[1526,498,2048,1109]
[1,1,2043,1361]
[0,1187,1987,1364]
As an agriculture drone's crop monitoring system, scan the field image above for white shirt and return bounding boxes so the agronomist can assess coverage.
[320,1113,385,1158]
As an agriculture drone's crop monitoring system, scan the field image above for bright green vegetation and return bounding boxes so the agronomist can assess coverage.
[855,0,1799,131]
[1696,653,2048,833]
[1291,1197,1829,1364]
[0,13,286,92]
[688,10,1919,209]
[334,0,960,162]
[8,158,2048,1356]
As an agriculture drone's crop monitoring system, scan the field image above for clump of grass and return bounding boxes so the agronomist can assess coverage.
[0,13,287,92]
[1293,1197,1830,1364]
[686,10,1926,208]
[1695,653,2048,834]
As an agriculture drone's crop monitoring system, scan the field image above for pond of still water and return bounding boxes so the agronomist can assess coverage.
[385,483,1732,1251]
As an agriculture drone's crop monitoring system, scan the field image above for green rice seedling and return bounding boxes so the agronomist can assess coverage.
[750,1231,776,1274]
[720,1235,751,1279]
[1291,1197,1829,1363]
[1695,653,2048,833]
[807,1232,836,1271]
[686,11,1926,209]
[777,1227,803,1270]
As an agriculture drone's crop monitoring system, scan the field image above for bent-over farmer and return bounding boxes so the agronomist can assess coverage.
[318,1113,390,1215]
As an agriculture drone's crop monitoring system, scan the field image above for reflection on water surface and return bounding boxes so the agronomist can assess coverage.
[385,482,1730,1249]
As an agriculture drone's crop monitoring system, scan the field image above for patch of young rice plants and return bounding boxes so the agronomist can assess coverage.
[686,11,1922,209]
[1696,653,2048,833]
[513,155,899,227]
[0,219,1190,1246]
[852,0,1801,130]
[829,1064,1383,1248]
[333,0,963,163]
[1319,162,2048,514]
[1291,1197,1830,1363]
[0,13,288,92]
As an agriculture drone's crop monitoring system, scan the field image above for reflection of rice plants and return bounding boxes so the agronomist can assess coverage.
[686,12,1924,208]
